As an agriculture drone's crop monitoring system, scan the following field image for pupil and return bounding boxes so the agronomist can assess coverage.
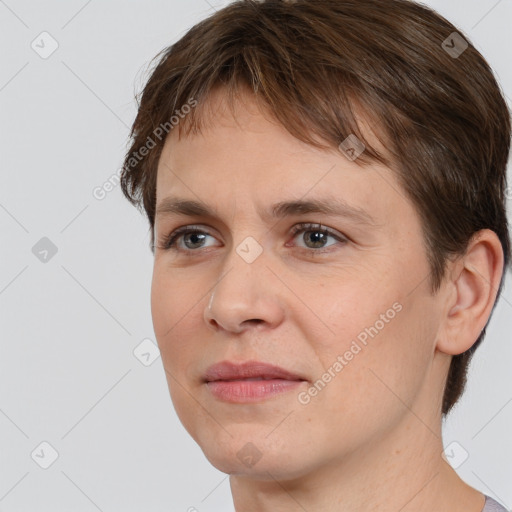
[186,233,205,248]
[306,231,325,248]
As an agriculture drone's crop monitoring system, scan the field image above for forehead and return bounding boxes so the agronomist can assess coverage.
[155,88,412,232]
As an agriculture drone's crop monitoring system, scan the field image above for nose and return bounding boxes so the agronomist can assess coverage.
[203,245,285,334]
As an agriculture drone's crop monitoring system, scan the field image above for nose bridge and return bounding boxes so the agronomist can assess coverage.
[204,232,281,333]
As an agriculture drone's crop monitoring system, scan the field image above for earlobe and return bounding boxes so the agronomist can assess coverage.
[436,229,504,356]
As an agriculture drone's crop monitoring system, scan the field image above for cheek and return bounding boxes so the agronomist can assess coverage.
[317,290,435,423]
[150,266,205,379]
[150,269,206,429]
[306,269,434,404]
[150,277,176,345]
[150,264,204,336]
[302,272,400,358]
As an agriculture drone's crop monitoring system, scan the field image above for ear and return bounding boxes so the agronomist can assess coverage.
[436,229,505,356]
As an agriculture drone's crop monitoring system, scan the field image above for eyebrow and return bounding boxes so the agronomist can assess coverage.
[155,196,380,227]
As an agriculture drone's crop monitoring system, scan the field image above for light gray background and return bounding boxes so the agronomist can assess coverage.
[0,1,511,511]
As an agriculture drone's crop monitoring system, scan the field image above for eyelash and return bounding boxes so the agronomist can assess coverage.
[156,223,348,255]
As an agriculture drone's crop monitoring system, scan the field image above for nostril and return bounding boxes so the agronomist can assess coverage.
[245,319,264,326]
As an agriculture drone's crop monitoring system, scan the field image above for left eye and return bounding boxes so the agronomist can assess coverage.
[288,223,347,250]
[157,223,347,252]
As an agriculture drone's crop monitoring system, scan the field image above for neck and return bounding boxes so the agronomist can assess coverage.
[229,408,484,512]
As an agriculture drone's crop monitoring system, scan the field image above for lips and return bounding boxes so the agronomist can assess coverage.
[203,360,305,383]
[203,360,307,403]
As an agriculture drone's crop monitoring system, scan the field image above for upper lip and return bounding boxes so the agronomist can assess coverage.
[203,360,306,382]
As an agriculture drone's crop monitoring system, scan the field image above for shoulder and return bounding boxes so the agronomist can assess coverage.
[482,495,509,512]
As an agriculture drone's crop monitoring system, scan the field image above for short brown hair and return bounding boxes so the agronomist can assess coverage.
[120,0,511,415]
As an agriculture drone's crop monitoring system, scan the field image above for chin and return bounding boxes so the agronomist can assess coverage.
[194,428,316,481]
[204,449,310,481]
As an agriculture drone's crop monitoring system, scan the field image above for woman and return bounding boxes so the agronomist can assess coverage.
[120,1,510,510]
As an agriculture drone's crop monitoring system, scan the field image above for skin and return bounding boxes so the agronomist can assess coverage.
[151,87,503,512]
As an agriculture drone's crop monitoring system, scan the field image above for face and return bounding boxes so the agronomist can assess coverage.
[151,88,447,480]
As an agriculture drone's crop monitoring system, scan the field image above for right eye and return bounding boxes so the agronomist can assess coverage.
[156,226,220,252]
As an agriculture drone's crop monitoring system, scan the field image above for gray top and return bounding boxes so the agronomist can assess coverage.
[483,495,508,512]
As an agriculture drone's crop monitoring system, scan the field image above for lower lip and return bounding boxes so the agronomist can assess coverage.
[206,379,304,403]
